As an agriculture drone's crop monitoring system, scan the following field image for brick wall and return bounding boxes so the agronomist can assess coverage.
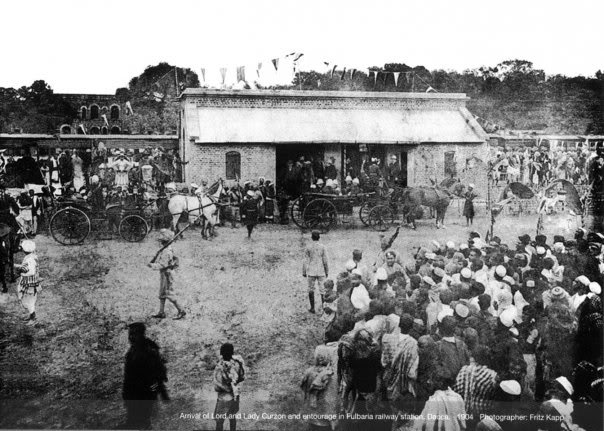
[185,143,275,187]
[408,143,489,196]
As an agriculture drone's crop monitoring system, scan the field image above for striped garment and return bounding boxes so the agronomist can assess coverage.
[452,363,498,416]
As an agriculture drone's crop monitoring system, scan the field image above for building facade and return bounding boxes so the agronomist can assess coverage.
[180,89,489,194]
[56,93,124,135]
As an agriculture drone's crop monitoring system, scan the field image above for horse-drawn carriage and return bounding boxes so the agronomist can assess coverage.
[289,180,461,233]
[49,197,150,245]
[289,191,397,232]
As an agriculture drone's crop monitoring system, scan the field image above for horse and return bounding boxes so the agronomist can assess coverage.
[167,179,224,239]
[399,186,453,229]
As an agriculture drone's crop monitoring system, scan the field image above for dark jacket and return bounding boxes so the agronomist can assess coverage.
[123,338,168,400]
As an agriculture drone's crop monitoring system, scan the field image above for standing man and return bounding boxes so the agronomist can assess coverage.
[240,190,259,239]
[122,322,169,430]
[386,155,401,186]
[0,183,20,232]
[148,229,186,320]
[213,342,245,431]
[29,189,41,236]
[324,157,338,181]
[302,230,329,313]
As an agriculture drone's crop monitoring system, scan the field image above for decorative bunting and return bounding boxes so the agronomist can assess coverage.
[272,58,279,71]
[393,72,400,86]
[219,68,227,85]
[340,67,347,80]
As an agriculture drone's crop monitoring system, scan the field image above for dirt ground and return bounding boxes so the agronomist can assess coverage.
[0,207,577,430]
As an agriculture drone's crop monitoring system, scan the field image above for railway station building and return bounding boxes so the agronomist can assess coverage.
[179,89,489,195]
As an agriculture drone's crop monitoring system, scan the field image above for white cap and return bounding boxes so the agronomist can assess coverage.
[247,190,255,197]
[589,282,602,295]
[431,240,441,249]
[468,183,475,189]
[316,179,324,185]
[345,260,356,271]
[352,178,360,185]
[446,241,455,249]
[422,276,436,287]
[495,265,507,278]
[345,175,353,182]
[90,175,99,184]
[555,376,574,396]
[460,243,469,250]
[437,308,454,322]
[575,275,590,287]
[21,240,36,253]
[460,267,472,279]
[499,309,515,327]
[455,303,469,318]
[509,327,519,337]
[376,267,388,281]
[500,380,521,395]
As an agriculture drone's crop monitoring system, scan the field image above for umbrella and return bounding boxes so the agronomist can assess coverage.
[439,178,458,188]
[506,182,535,199]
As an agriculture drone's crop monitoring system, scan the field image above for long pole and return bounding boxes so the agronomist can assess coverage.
[486,138,494,239]
[174,67,179,97]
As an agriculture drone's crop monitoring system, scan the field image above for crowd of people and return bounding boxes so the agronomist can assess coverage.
[300,228,603,431]
[490,146,599,188]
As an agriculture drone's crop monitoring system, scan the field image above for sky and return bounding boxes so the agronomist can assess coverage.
[0,0,602,93]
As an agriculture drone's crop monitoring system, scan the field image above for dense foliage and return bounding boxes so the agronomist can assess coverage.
[0,60,601,135]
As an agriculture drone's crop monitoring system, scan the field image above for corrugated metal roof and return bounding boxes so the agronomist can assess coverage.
[195,106,487,144]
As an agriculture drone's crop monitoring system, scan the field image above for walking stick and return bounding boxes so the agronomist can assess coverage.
[149,224,191,264]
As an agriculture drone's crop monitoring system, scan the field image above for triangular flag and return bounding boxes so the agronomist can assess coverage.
[79,124,87,135]
[220,67,227,85]
[257,62,262,77]
[393,72,400,86]
[350,68,357,79]
[101,114,109,127]
[373,71,378,86]
[331,65,337,78]
[237,66,245,82]
[272,58,279,71]
[426,86,436,93]
[200,68,206,84]
[340,67,347,80]
[125,101,134,115]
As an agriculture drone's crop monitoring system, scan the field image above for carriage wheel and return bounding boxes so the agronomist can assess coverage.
[303,199,337,233]
[119,215,149,242]
[359,202,373,226]
[290,197,306,229]
[367,205,395,232]
[50,207,91,245]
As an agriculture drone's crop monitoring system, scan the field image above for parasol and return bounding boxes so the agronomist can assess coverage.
[506,182,535,199]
